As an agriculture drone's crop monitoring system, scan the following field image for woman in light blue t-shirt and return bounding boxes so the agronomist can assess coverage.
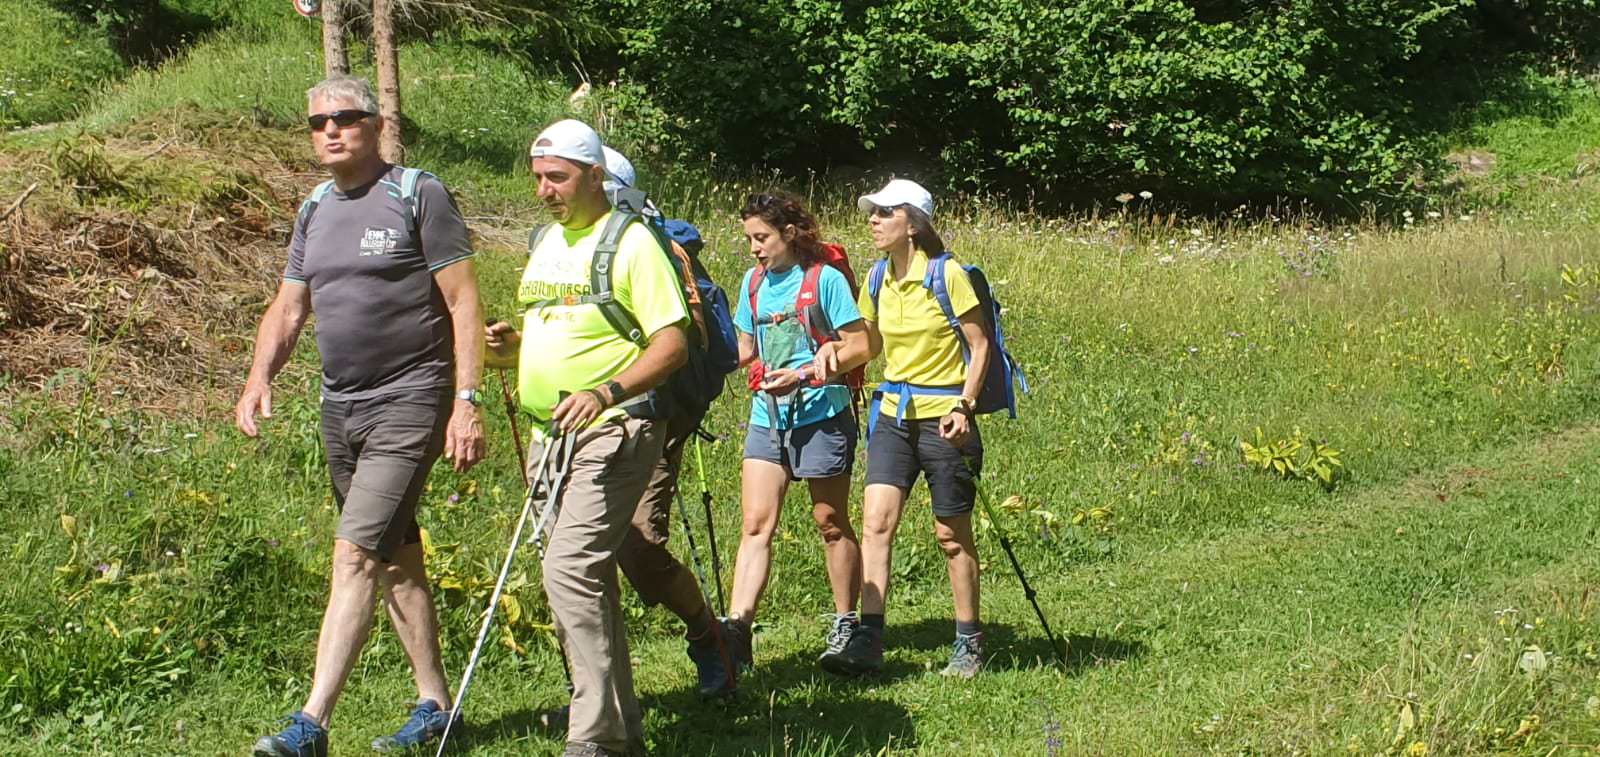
[719,192,878,675]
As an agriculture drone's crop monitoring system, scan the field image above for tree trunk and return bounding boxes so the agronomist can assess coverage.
[372,0,402,163]
[321,0,350,77]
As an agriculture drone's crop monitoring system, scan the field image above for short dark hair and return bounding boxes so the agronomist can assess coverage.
[741,192,824,266]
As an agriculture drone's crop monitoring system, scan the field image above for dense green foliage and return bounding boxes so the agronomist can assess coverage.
[0,0,127,128]
[604,0,1600,206]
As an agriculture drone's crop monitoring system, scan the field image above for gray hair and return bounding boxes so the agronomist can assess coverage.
[306,76,378,113]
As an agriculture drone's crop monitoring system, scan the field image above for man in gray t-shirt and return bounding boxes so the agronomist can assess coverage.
[235,76,486,757]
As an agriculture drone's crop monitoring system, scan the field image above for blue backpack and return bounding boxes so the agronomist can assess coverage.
[865,252,1028,433]
[526,188,738,422]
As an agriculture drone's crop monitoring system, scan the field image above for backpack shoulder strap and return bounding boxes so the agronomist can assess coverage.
[527,223,553,257]
[398,167,426,233]
[297,179,337,227]
[746,265,767,326]
[866,258,890,311]
[590,210,648,346]
[923,253,971,363]
[797,263,836,344]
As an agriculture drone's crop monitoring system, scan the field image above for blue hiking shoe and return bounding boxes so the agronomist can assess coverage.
[686,623,738,697]
[252,711,328,757]
[371,699,457,752]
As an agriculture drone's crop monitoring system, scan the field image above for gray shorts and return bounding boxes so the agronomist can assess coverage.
[320,387,451,559]
[742,412,857,480]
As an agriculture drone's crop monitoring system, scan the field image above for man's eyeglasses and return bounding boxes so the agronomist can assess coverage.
[307,109,374,131]
[871,204,903,219]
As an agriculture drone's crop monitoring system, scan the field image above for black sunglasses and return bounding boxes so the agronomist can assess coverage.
[307,109,374,131]
[871,204,903,219]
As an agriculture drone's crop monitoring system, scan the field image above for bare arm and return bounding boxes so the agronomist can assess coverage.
[956,312,990,406]
[813,318,881,380]
[234,282,311,437]
[737,331,757,368]
[435,260,485,393]
[939,310,990,445]
[434,259,486,471]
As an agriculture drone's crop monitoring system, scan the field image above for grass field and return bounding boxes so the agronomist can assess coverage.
[4,8,1600,757]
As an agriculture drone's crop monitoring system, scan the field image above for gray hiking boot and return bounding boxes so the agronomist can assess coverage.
[826,621,883,676]
[939,632,984,679]
[816,612,859,672]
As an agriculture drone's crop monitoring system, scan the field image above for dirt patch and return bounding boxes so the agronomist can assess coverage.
[0,107,321,412]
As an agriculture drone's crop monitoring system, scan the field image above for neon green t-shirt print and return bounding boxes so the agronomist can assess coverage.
[515,212,689,423]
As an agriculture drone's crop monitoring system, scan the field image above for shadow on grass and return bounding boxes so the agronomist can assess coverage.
[845,617,1148,678]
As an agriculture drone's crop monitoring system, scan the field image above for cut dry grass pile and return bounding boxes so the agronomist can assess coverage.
[0,106,320,411]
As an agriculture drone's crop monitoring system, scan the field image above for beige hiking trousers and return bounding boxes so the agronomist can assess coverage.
[531,415,665,752]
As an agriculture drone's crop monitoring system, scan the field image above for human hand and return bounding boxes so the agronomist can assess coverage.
[552,388,607,434]
[811,342,840,384]
[485,320,520,360]
[444,401,487,471]
[938,408,973,447]
[759,368,804,396]
[234,382,272,437]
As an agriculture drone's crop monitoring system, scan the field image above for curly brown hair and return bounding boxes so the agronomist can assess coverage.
[741,192,824,267]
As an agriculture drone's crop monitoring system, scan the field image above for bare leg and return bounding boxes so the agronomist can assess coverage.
[934,514,981,624]
[807,472,861,615]
[379,541,451,708]
[727,459,790,622]
[302,538,382,727]
[859,483,909,615]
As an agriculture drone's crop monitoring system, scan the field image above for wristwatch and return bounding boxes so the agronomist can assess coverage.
[602,380,626,405]
[455,388,484,406]
[955,396,976,416]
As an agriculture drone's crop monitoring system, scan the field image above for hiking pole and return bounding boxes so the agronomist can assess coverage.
[969,460,1068,670]
[693,433,727,617]
[496,369,527,486]
[436,424,562,756]
[674,485,713,600]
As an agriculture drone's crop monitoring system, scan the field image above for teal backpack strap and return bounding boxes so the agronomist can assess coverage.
[297,179,337,226]
[590,211,649,347]
[398,167,425,234]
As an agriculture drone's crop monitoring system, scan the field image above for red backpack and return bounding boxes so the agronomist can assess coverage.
[745,243,866,415]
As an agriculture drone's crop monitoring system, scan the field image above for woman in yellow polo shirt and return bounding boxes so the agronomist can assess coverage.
[819,179,991,679]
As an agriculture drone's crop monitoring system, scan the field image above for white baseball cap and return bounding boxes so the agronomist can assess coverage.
[858,178,934,220]
[602,145,635,193]
[529,118,607,170]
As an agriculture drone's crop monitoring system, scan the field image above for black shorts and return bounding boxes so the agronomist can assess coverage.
[320,388,450,559]
[864,415,983,517]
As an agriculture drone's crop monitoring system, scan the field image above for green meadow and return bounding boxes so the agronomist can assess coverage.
[3,5,1600,755]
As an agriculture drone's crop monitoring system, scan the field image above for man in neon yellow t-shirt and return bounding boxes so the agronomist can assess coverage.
[486,119,687,757]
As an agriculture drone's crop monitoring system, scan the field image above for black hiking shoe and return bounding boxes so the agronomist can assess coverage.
[827,621,883,676]
[720,617,753,674]
[252,711,328,757]
[816,612,859,674]
[687,622,738,697]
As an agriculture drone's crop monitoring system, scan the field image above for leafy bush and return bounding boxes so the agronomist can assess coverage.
[603,0,1599,206]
